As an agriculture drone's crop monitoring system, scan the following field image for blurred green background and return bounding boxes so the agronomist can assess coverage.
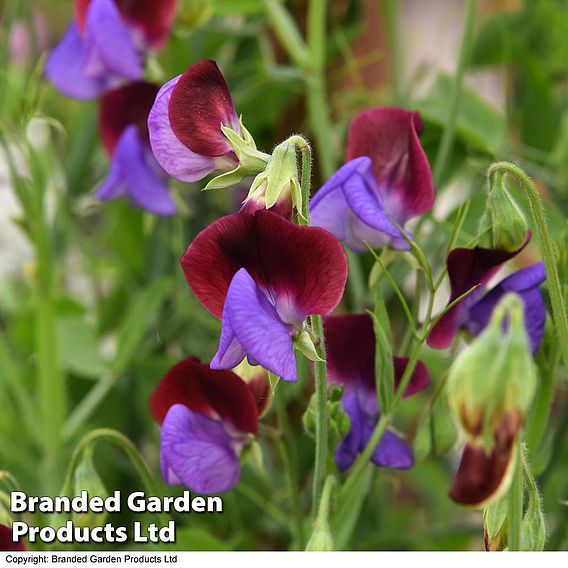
[0,0,567,551]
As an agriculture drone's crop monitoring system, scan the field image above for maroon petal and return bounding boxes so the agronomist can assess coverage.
[149,357,258,435]
[449,413,522,507]
[393,357,431,398]
[427,236,530,349]
[75,0,176,48]
[99,81,159,156]
[346,108,434,221]
[0,525,26,551]
[169,60,240,157]
[182,210,348,321]
[247,372,272,418]
[324,314,430,397]
[324,314,375,390]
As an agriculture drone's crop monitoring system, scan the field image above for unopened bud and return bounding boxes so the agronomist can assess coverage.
[72,451,108,529]
[447,293,536,453]
[479,171,528,252]
[243,139,300,218]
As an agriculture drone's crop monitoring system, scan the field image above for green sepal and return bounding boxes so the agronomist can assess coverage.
[294,330,324,363]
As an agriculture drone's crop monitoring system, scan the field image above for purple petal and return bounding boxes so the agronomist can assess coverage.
[311,158,407,252]
[371,430,414,469]
[335,390,368,472]
[45,23,107,99]
[148,76,219,183]
[466,263,546,353]
[211,268,297,382]
[336,389,414,472]
[97,126,175,216]
[85,0,142,81]
[160,404,241,494]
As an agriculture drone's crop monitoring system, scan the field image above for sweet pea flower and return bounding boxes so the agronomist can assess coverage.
[148,60,269,188]
[310,108,435,252]
[324,314,430,471]
[149,357,260,494]
[0,525,26,551]
[181,210,348,382]
[428,239,546,354]
[96,82,175,215]
[46,0,176,100]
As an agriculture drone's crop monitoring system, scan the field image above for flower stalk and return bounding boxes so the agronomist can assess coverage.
[488,162,568,372]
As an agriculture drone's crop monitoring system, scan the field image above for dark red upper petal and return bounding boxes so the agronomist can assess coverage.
[346,108,435,220]
[0,525,26,551]
[75,0,176,48]
[427,235,530,349]
[324,314,375,389]
[99,81,160,156]
[324,314,430,397]
[182,210,348,320]
[168,60,239,157]
[149,357,258,435]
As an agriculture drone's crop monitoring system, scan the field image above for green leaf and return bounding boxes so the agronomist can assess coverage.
[369,285,394,414]
[415,75,507,154]
[57,316,106,379]
[210,0,263,15]
[112,278,172,374]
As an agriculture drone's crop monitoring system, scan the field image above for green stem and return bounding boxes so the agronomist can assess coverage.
[273,381,305,548]
[310,314,329,517]
[292,140,329,518]
[488,162,568,372]
[262,0,311,69]
[382,0,404,105]
[346,249,367,311]
[60,428,169,527]
[433,0,477,186]
[507,440,523,551]
[307,0,335,179]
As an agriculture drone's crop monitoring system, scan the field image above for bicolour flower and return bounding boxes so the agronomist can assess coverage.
[181,210,348,382]
[149,357,260,494]
[428,240,546,353]
[45,0,176,99]
[148,60,245,184]
[324,314,430,471]
[0,525,25,551]
[96,82,175,215]
[310,108,435,252]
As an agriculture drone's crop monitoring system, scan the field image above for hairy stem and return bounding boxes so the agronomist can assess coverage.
[488,162,568,372]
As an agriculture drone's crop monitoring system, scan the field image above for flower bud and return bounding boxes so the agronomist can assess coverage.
[447,293,536,451]
[447,293,537,507]
[479,171,528,252]
[242,139,300,218]
[72,451,109,529]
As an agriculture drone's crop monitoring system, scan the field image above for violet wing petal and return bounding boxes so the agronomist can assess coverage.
[96,149,126,200]
[213,268,297,382]
[160,404,241,494]
[371,430,414,469]
[335,390,366,472]
[466,263,547,353]
[45,23,106,100]
[98,126,176,216]
[148,76,218,183]
[340,158,405,240]
[85,0,142,81]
